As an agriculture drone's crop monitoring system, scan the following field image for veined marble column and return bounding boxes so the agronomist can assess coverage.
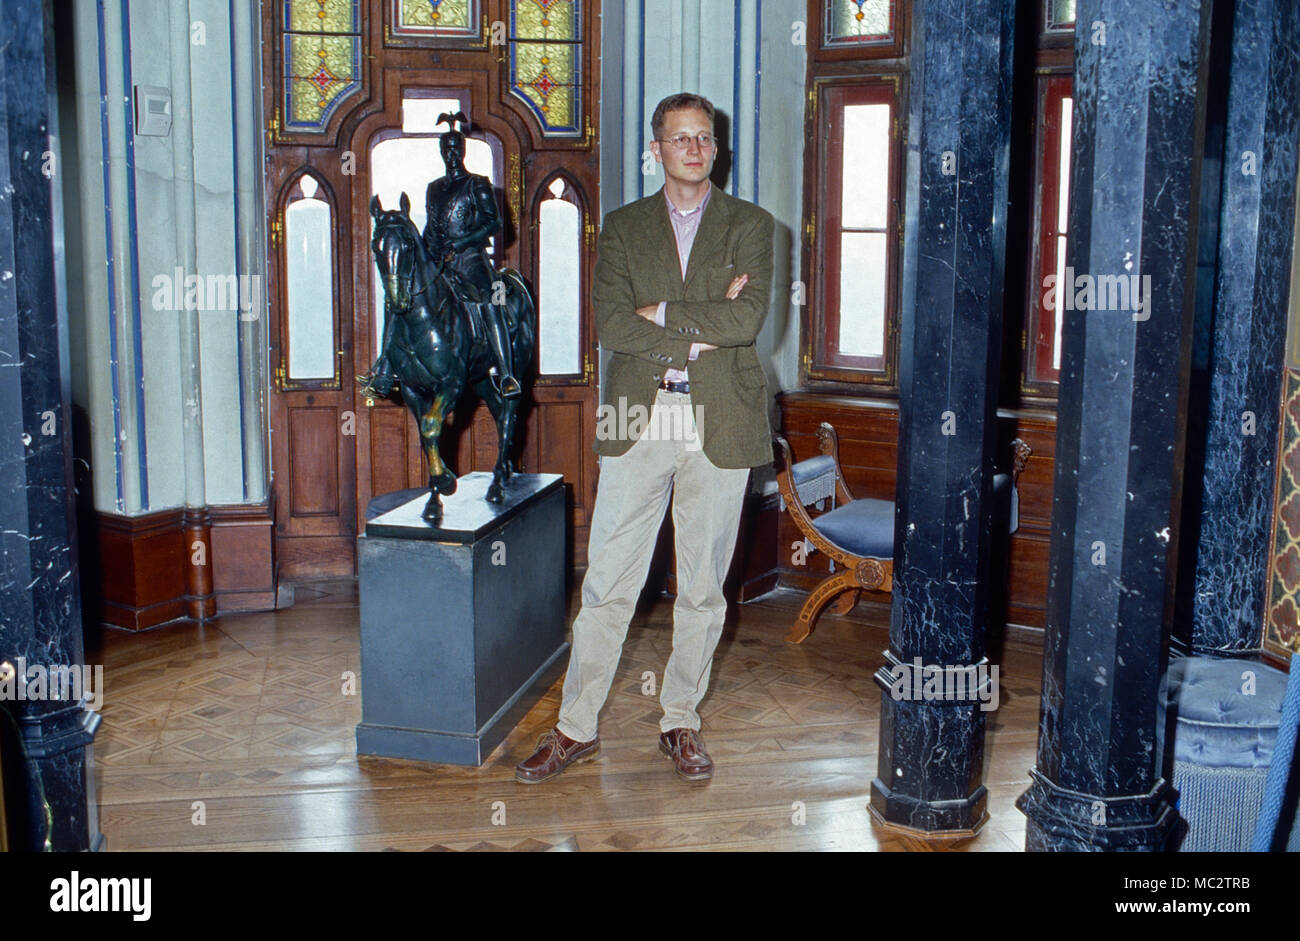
[0,0,102,852]
[868,0,1016,835]
[1017,0,1213,851]
[1190,0,1300,655]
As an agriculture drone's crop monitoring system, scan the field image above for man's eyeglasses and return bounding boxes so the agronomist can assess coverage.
[657,133,717,151]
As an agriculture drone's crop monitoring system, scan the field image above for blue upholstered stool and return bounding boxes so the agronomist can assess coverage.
[1160,655,1300,851]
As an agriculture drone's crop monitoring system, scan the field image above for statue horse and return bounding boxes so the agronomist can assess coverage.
[365,193,536,521]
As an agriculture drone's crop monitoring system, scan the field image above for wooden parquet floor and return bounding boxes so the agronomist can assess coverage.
[89,581,1042,851]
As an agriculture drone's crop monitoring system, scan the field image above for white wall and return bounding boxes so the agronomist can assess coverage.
[598,0,807,396]
[64,0,267,515]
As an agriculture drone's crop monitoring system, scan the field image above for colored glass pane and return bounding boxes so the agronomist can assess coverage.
[512,41,577,132]
[287,0,359,34]
[399,0,473,31]
[825,0,893,44]
[512,0,577,40]
[285,32,360,128]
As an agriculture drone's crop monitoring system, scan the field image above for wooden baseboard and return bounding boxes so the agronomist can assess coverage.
[94,508,187,631]
[91,498,277,630]
[737,571,780,603]
[276,535,357,581]
[210,497,277,613]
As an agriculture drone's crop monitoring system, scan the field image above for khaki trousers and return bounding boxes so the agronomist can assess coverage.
[556,390,751,743]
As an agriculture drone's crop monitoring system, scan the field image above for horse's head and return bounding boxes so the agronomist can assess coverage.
[370,193,423,312]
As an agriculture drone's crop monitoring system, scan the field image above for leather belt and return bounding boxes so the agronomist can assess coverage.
[658,378,690,394]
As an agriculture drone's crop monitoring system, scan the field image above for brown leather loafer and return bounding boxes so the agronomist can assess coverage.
[659,728,714,782]
[515,727,600,784]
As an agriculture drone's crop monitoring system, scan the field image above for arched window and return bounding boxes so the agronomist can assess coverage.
[283,173,338,384]
[368,92,502,349]
[536,176,582,375]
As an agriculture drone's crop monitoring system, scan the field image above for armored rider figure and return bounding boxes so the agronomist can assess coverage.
[360,112,520,401]
[425,113,521,399]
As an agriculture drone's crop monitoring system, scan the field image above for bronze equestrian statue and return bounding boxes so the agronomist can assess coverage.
[360,113,536,521]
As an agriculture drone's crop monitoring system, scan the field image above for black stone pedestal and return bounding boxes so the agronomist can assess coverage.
[355,472,568,766]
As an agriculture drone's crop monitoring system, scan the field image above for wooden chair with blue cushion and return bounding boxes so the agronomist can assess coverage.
[773,422,1030,644]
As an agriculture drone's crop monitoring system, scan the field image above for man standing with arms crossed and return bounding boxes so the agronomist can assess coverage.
[516,93,775,784]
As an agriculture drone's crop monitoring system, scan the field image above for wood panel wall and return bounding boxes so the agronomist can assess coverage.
[89,496,276,631]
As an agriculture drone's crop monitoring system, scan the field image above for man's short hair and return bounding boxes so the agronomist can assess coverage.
[651,93,716,141]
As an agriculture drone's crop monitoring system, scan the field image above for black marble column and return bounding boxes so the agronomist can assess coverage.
[868,0,1015,834]
[1189,0,1300,655]
[1017,0,1212,851]
[0,0,102,851]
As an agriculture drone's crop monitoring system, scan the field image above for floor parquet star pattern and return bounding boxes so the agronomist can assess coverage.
[90,579,1041,851]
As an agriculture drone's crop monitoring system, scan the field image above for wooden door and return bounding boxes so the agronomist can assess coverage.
[265,0,601,579]
[266,164,358,579]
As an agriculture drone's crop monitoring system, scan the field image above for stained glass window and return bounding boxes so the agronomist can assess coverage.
[824,0,894,47]
[390,0,478,41]
[283,0,362,133]
[509,0,583,137]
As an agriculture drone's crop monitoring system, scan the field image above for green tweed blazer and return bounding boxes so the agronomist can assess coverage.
[591,184,776,469]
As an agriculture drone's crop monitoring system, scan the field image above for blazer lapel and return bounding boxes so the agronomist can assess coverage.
[645,192,685,299]
[683,185,730,291]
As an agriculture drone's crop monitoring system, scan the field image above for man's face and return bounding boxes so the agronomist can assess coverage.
[651,107,716,186]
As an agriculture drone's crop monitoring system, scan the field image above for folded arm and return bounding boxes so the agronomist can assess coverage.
[593,219,693,368]
[661,212,775,347]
